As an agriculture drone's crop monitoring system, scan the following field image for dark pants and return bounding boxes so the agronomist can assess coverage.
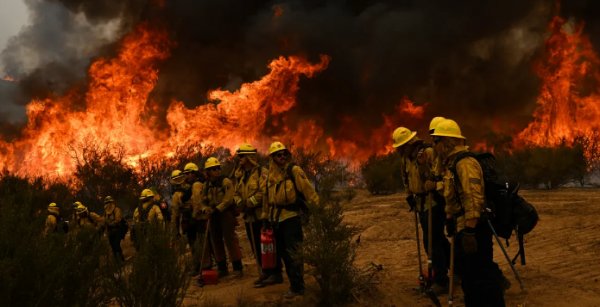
[419,204,450,286]
[274,216,304,293]
[455,222,505,307]
[245,221,263,267]
[210,209,242,271]
[184,217,212,270]
[108,229,124,261]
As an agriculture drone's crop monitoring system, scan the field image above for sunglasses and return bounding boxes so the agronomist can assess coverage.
[273,152,287,158]
[208,167,221,171]
[433,137,442,144]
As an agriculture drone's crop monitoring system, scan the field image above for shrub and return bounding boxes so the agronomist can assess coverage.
[103,222,190,307]
[0,174,111,306]
[360,152,403,195]
[301,200,360,306]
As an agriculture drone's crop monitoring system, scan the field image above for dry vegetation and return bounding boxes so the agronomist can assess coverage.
[1,144,599,306]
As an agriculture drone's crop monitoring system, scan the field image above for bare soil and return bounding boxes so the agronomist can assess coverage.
[140,189,600,306]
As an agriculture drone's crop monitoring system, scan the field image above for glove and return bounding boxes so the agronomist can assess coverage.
[405,195,417,212]
[461,227,478,254]
[424,180,436,192]
[445,217,456,237]
[202,207,214,215]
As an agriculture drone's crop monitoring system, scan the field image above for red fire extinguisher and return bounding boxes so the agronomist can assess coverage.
[261,227,276,269]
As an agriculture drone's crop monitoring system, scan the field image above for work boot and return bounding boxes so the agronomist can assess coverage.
[254,274,269,285]
[283,289,304,299]
[216,260,228,277]
[430,283,448,295]
[259,274,283,286]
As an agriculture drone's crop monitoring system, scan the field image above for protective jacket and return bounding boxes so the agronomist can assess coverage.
[234,165,267,223]
[76,212,104,230]
[202,177,235,213]
[133,201,164,224]
[45,214,58,234]
[402,140,440,211]
[104,204,123,233]
[263,162,319,223]
[170,190,184,233]
[443,145,485,232]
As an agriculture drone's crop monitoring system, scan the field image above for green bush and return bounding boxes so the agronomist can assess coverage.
[496,141,587,189]
[302,200,360,306]
[360,152,403,195]
[0,174,111,306]
[103,222,190,307]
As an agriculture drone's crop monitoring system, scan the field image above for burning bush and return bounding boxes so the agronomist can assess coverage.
[72,144,141,215]
[360,152,404,195]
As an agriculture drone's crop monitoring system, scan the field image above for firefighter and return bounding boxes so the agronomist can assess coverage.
[432,119,505,306]
[45,202,67,235]
[392,126,450,293]
[201,157,243,278]
[103,196,125,262]
[169,169,186,236]
[177,163,211,275]
[73,202,104,231]
[132,189,164,250]
[260,142,319,298]
[232,143,269,285]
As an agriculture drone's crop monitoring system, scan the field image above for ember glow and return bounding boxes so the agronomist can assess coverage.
[516,16,600,164]
[0,24,423,179]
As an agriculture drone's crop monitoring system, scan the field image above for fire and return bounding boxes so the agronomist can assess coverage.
[515,16,600,164]
[0,23,172,178]
[0,22,426,180]
[1,75,16,82]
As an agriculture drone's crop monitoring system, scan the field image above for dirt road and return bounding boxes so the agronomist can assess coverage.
[184,188,600,306]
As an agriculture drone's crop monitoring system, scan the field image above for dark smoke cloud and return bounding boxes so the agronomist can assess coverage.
[2,0,570,144]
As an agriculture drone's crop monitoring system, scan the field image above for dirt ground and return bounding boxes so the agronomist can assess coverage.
[161,188,600,306]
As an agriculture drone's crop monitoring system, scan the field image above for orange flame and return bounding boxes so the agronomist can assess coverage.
[0,23,427,179]
[1,75,16,82]
[516,16,600,164]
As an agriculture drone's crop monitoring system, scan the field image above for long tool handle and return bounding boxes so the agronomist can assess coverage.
[414,210,424,285]
[248,221,262,276]
[487,219,525,291]
[199,218,211,273]
[427,201,433,283]
[448,235,455,306]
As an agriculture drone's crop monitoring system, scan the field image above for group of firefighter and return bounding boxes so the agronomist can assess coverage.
[394,117,508,307]
[44,116,509,305]
[44,141,318,300]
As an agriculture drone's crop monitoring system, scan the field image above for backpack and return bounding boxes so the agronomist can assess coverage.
[285,163,311,225]
[450,152,539,264]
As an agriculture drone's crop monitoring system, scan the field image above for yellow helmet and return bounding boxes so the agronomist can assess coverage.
[236,143,257,155]
[104,196,115,204]
[72,201,83,209]
[204,157,221,169]
[170,169,185,185]
[182,162,199,173]
[75,203,88,214]
[48,202,60,214]
[431,119,466,139]
[139,189,155,201]
[429,116,446,133]
[392,127,416,148]
[268,141,287,155]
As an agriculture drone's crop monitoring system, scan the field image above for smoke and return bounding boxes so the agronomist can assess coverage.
[0,0,569,142]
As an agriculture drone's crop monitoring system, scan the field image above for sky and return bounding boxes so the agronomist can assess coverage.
[0,0,28,75]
